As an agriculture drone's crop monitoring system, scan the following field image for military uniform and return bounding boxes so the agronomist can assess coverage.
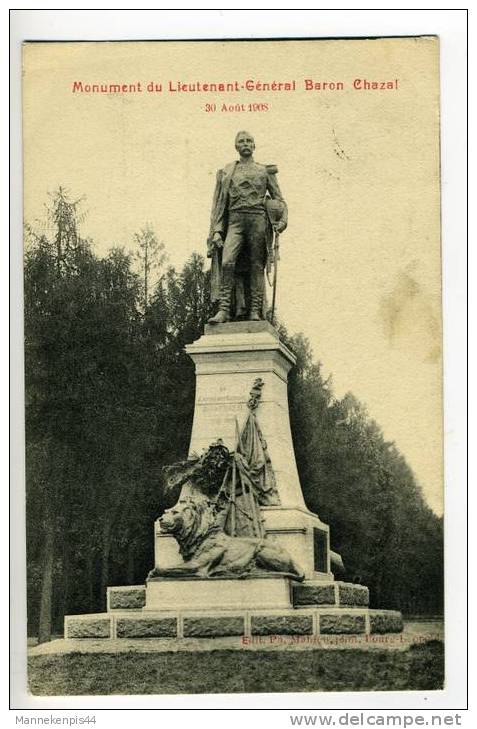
[207,160,287,320]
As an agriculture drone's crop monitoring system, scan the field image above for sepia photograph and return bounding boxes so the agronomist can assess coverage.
[19,31,448,700]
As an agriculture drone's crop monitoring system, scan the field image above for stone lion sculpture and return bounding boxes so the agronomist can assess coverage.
[149,498,304,581]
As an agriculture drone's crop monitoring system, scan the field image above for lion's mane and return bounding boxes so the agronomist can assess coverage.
[164,499,221,561]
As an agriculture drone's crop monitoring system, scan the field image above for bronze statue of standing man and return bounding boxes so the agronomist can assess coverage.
[207,131,288,324]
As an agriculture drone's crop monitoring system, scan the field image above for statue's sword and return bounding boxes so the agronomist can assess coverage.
[271,230,280,325]
[265,197,285,324]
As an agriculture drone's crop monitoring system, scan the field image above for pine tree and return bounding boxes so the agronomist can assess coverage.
[133,225,167,312]
[25,191,444,639]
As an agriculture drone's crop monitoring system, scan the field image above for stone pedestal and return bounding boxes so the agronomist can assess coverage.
[144,575,293,612]
[64,321,404,640]
[185,321,306,510]
[183,321,334,582]
[66,580,404,639]
[262,506,333,581]
[149,321,333,584]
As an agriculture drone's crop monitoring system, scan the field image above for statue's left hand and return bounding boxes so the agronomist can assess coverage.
[273,220,287,234]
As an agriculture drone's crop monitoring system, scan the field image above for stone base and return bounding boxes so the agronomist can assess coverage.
[64,607,403,639]
[145,574,294,611]
[106,578,370,614]
[204,320,279,337]
[261,506,333,580]
[107,585,146,611]
[293,581,369,607]
[65,577,402,639]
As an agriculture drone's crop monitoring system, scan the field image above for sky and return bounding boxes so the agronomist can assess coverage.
[23,38,443,515]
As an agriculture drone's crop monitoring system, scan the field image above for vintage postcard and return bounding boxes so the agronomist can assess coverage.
[22,37,443,697]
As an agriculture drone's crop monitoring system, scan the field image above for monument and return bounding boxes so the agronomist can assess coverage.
[64,133,403,641]
[207,130,287,324]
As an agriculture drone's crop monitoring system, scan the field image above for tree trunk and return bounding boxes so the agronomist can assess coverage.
[85,544,95,612]
[100,516,112,610]
[144,240,148,311]
[126,539,136,585]
[37,520,55,644]
[57,539,70,629]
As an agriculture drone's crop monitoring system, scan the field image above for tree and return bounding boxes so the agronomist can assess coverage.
[25,189,91,641]
[284,331,443,614]
[25,190,444,640]
[133,225,167,312]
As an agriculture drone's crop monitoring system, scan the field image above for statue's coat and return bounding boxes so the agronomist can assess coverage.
[207,161,287,303]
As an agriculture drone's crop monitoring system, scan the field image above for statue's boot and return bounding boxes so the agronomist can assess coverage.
[234,276,247,319]
[249,268,263,321]
[235,303,247,319]
[208,268,233,324]
[208,309,230,324]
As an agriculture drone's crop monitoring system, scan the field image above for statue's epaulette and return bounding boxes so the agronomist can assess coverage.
[265,164,278,175]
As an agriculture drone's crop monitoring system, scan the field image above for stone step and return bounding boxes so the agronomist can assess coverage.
[292,581,369,608]
[106,581,370,613]
[64,607,402,639]
[107,585,146,610]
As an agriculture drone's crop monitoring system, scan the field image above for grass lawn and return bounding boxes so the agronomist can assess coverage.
[28,640,444,695]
